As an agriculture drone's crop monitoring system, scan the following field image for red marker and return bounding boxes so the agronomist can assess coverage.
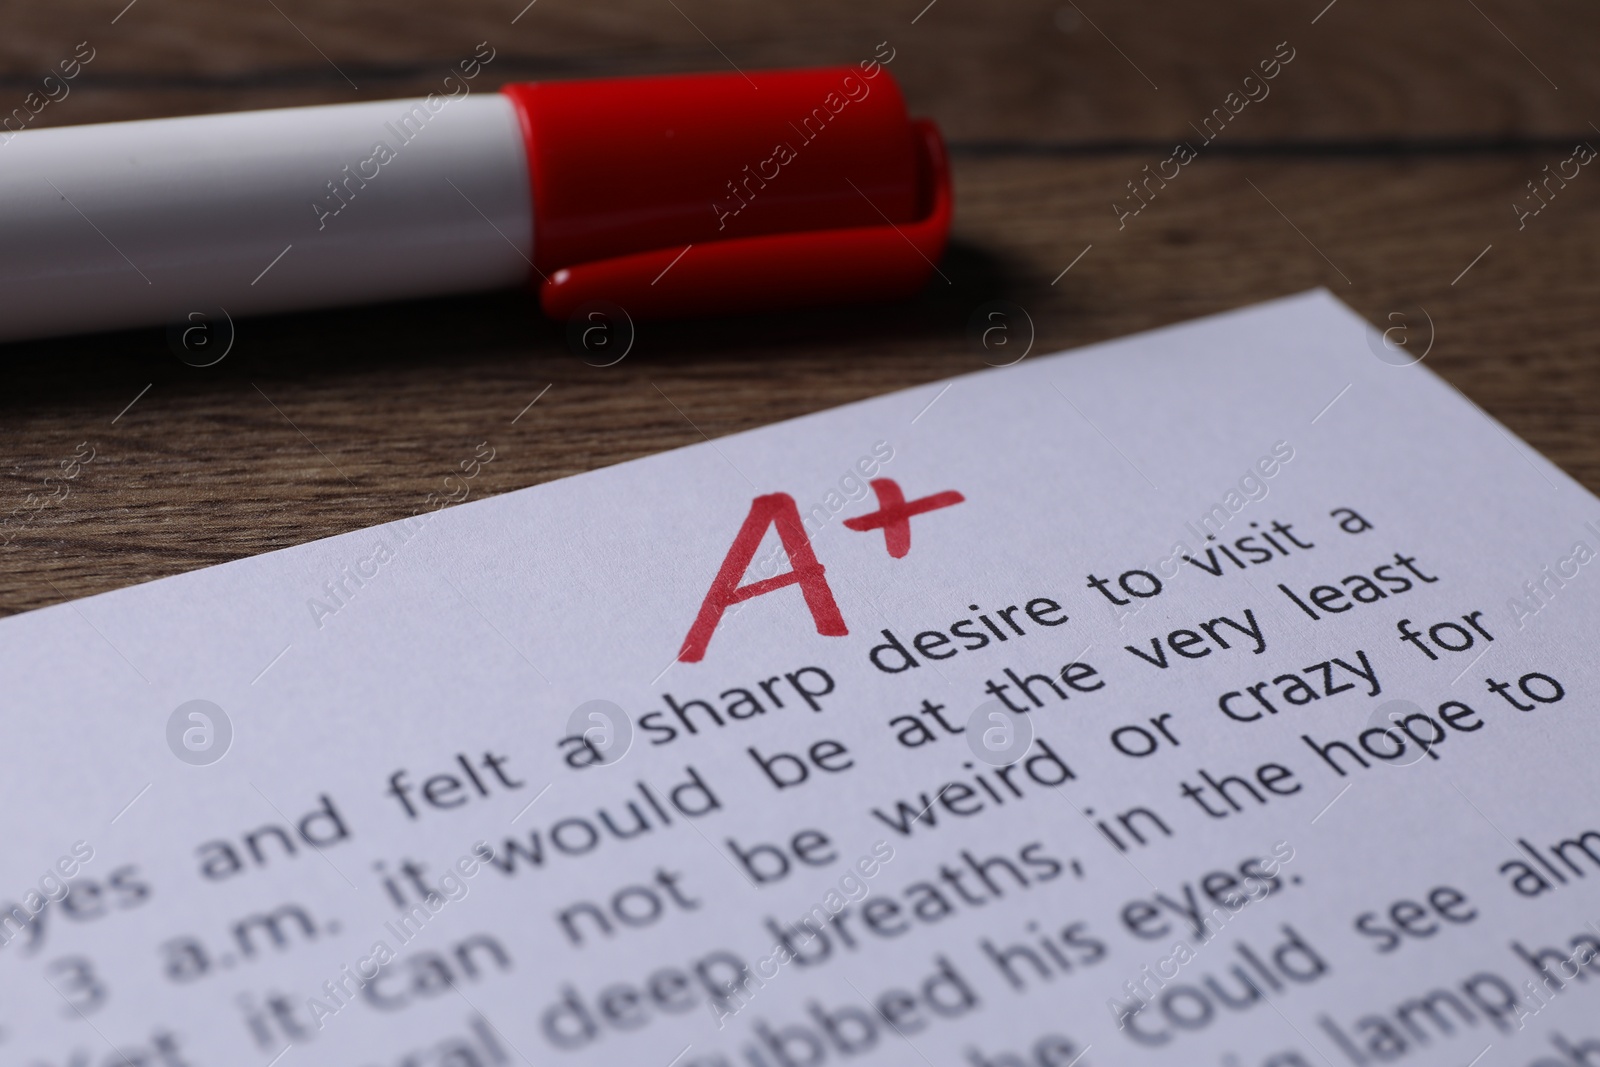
[0,65,951,343]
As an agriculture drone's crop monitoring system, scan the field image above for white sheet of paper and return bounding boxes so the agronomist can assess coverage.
[4,290,1598,1067]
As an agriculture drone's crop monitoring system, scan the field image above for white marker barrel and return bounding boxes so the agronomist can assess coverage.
[0,94,532,343]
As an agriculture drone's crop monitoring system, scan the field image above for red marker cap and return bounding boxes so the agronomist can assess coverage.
[501,66,951,320]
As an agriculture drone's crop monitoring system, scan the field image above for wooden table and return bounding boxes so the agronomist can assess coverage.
[4,0,1597,614]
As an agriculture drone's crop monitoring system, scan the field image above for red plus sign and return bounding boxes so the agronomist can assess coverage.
[843,479,965,559]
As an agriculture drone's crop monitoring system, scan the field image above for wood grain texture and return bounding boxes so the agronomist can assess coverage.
[4,0,1595,138]
[2,0,1598,614]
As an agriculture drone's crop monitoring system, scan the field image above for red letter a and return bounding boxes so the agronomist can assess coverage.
[678,493,848,662]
